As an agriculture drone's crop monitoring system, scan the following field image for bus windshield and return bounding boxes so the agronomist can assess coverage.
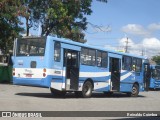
[152,68,160,80]
[16,37,46,56]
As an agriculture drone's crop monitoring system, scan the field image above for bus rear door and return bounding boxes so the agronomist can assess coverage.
[64,49,80,91]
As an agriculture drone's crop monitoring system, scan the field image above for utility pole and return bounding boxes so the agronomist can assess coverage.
[125,37,129,53]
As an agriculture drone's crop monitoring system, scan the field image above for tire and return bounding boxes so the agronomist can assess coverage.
[127,84,139,97]
[82,81,93,98]
[50,88,66,97]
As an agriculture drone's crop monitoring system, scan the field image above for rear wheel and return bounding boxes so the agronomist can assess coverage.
[82,81,93,98]
[127,84,139,97]
[50,88,66,97]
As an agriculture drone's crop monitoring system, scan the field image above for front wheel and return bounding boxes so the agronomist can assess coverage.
[82,81,93,98]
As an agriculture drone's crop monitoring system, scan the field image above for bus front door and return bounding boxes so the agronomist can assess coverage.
[64,49,79,90]
[109,57,121,91]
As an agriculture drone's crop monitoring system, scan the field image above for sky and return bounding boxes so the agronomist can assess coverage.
[29,0,160,58]
[84,0,160,58]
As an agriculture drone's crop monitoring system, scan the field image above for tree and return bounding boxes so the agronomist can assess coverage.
[0,0,108,53]
[152,56,160,65]
[28,0,92,43]
[26,0,107,43]
[0,0,26,53]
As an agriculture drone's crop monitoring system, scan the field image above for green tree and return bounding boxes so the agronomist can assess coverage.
[29,0,92,43]
[26,0,107,42]
[152,56,160,65]
[0,0,26,53]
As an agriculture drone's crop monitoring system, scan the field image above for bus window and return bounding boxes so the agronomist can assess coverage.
[97,51,102,67]
[97,51,108,68]
[54,41,61,62]
[81,48,88,65]
[122,56,132,71]
[132,57,142,72]
[102,52,108,68]
[81,48,96,66]
[88,49,96,66]
[16,37,46,56]
[136,58,142,72]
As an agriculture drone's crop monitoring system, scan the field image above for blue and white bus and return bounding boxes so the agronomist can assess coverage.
[149,65,160,90]
[12,36,150,97]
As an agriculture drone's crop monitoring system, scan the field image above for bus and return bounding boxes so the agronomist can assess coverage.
[12,36,150,98]
[149,65,160,90]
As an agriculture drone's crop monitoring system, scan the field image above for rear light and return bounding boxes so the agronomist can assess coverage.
[43,73,46,77]
[43,68,46,77]
[43,68,46,72]
[12,68,15,76]
[13,73,15,76]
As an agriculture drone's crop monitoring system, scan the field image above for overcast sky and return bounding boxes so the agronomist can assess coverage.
[85,0,160,58]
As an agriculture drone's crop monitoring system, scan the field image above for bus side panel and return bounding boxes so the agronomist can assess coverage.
[79,65,110,92]
[120,70,132,92]
[120,70,144,92]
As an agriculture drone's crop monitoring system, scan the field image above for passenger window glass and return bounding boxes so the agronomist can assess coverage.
[54,41,61,62]
[81,48,88,65]
[97,51,108,68]
[122,56,132,71]
[102,52,108,68]
[97,51,102,67]
[136,58,142,72]
[88,49,96,66]
[132,58,142,72]
[81,48,96,66]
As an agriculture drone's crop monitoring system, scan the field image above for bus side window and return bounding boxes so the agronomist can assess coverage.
[132,58,142,72]
[88,49,96,66]
[54,41,61,62]
[97,51,108,68]
[102,52,108,68]
[81,48,96,66]
[97,51,102,67]
[81,48,88,65]
[122,56,132,71]
[136,58,142,72]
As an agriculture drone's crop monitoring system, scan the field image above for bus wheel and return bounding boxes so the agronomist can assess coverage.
[82,81,93,98]
[127,84,139,97]
[50,88,66,97]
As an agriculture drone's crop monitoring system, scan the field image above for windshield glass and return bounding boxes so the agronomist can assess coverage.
[16,37,46,56]
[152,68,160,80]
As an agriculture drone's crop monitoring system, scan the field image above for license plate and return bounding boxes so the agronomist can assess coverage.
[26,74,32,77]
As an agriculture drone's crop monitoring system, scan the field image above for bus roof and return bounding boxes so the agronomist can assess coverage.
[47,36,147,59]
